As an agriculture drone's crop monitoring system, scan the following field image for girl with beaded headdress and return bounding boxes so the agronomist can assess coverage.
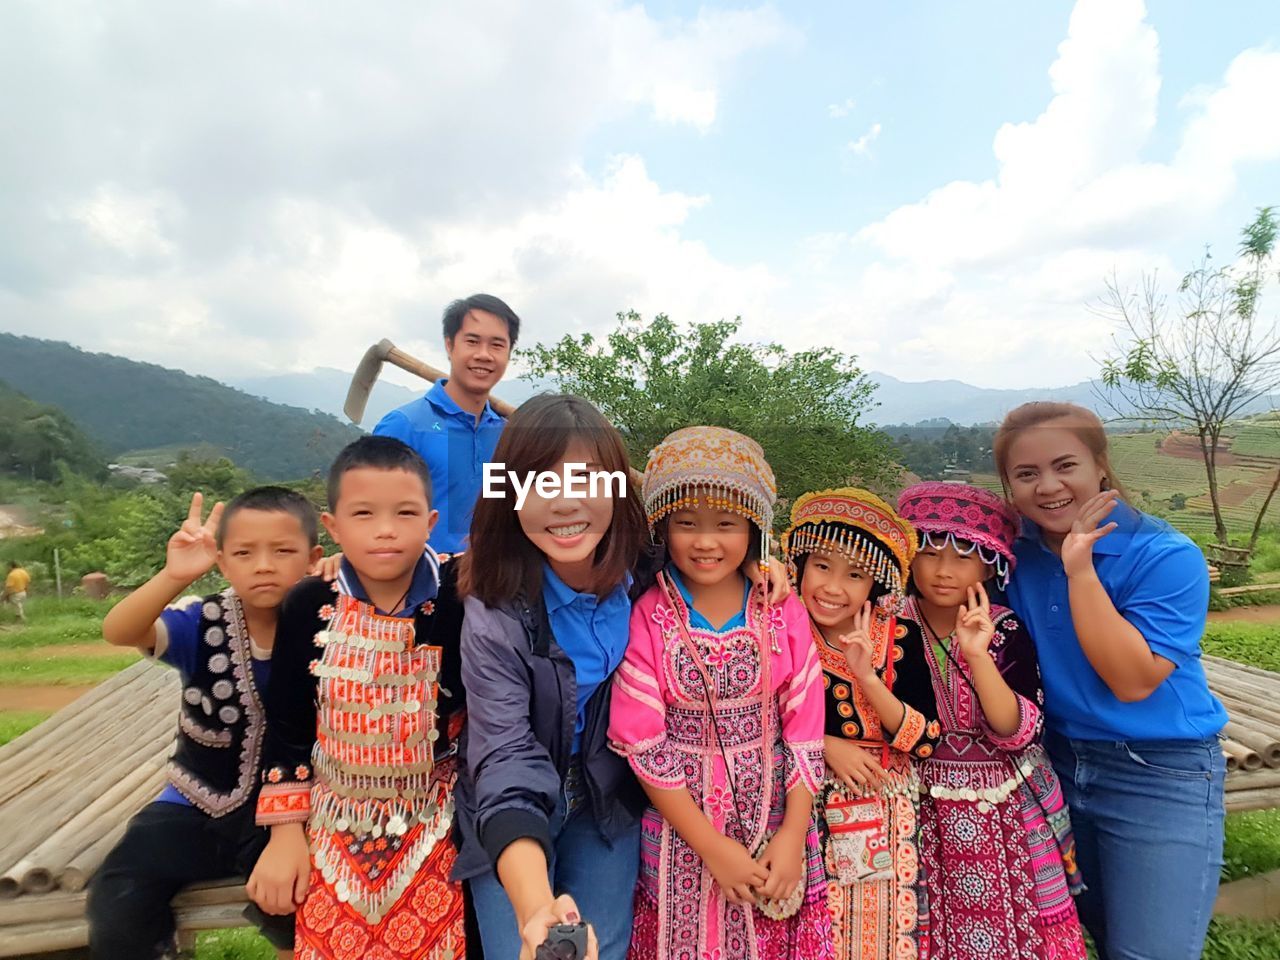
[608,427,831,960]
[895,482,1085,960]
[779,488,941,960]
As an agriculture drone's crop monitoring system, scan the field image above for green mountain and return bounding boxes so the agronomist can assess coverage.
[0,380,106,480]
[0,334,360,479]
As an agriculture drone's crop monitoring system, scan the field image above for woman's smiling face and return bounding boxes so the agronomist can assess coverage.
[1004,418,1107,535]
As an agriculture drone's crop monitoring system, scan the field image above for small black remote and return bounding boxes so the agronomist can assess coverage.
[535,922,589,960]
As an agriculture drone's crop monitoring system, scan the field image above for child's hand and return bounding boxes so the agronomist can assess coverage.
[163,493,223,586]
[704,833,769,906]
[756,823,805,901]
[824,735,886,797]
[838,602,877,682]
[310,551,344,581]
[745,557,793,604]
[245,823,310,915]
[518,893,599,960]
[955,584,996,665]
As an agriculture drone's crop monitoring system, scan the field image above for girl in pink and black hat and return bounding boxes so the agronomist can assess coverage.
[896,482,1085,960]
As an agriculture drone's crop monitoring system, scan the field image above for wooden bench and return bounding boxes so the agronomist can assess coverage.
[6,653,1280,954]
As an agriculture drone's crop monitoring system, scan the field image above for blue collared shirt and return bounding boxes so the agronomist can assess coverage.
[337,548,440,618]
[667,566,751,633]
[542,565,632,754]
[373,379,506,555]
[1006,500,1227,741]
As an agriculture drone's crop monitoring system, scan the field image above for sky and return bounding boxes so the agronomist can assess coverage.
[1,0,1278,391]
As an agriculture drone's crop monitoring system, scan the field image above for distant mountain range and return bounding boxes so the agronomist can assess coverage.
[229,366,1115,429]
[228,369,548,425]
[866,373,1108,426]
[0,334,360,479]
[7,331,1280,484]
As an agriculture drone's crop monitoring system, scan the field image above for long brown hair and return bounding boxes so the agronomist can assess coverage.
[992,401,1128,501]
[457,394,647,605]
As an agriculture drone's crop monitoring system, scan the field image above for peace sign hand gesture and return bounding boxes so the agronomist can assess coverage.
[163,492,224,586]
[1061,490,1120,579]
[954,583,995,664]
[838,601,878,683]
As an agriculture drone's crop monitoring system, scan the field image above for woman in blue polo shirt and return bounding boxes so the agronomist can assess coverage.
[994,401,1227,960]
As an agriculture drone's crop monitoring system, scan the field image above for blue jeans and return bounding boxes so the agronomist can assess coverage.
[468,797,641,960]
[1044,731,1225,960]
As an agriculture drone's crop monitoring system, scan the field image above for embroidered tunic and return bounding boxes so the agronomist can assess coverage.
[908,598,1085,960]
[815,609,941,960]
[609,581,831,960]
[257,561,467,960]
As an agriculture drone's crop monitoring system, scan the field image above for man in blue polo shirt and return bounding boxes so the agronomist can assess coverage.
[373,293,518,554]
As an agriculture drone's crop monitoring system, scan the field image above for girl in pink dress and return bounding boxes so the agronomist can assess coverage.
[609,427,832,960]
[896,483,1085,960]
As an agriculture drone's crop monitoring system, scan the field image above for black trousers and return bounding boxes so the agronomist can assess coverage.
[86,800,294,959]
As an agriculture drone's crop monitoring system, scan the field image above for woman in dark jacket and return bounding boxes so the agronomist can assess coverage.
[453,395,787,960]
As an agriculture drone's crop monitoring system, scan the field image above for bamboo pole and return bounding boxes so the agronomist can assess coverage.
[0,917,89,957]
[0,888,83,926]
[1222,721,1280,767]
[1205,654,1280,680]
[0,665,174,807]
[1226,786,1280,814]
[1213,693,1280,737]
[17,756,166,894]
[1222,739,1262,772]
[0,719,171,887]
[1225,769,1280,792]
[54,764,167,893]
[58,820,128,894]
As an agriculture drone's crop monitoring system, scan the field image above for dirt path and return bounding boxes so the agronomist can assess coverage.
[1207,604,1280,624]
[0,504,41,540]
[0,684,94,711]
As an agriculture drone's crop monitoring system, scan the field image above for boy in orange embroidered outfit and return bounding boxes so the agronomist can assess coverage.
[248,436,469,960]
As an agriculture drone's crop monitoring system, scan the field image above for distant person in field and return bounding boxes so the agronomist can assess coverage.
[3,561,31,621]
[373,293,519,555]
[88,487,321,960]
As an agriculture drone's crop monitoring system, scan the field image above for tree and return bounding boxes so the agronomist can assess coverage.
[1100,207,1280,547]
[524,312,897,511]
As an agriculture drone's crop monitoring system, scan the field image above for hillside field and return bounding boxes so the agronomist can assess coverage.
[972,419,1280,539]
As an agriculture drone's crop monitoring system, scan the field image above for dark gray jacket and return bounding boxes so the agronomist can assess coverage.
[451,554,660,881]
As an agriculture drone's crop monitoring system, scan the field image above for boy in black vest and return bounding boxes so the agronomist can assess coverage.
[87,486,323,960]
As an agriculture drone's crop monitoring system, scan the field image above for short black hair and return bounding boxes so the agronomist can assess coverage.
[442,293,520,347]
[217,486,319,549]
[327,435,433,511]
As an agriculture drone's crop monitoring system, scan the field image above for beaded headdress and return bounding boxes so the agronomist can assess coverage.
[896,481,1019,588]
[780,488,917,604]
[642,426,776,559]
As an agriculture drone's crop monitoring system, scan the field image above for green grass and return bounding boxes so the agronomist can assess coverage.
[0,596,114,647]
[1223,809,1280,882]
[1202,622,1280,673]
[0,646,138,685]
[0,710,50,745]
[1203,917,1280,959]
[194,928,277,960]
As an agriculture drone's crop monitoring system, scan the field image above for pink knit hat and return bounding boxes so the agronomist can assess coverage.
[896,482,1019,587]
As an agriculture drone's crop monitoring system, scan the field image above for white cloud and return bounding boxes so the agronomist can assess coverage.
[827,97,857,118]
[0,0,789,381]
[846,122,882,158]
[816,0,1280,387]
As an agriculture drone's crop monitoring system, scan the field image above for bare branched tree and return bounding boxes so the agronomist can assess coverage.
[1098,207,1280,547]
